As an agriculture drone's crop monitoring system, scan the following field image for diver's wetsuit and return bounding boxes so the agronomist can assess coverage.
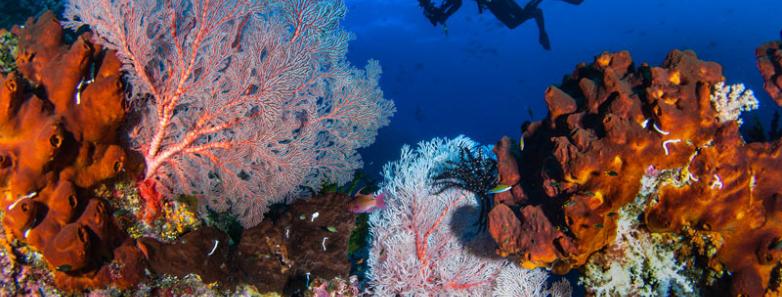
[418,0,463,26]
[418,0,584,50]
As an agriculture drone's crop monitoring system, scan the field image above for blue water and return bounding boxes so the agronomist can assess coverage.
[345,0,782,177]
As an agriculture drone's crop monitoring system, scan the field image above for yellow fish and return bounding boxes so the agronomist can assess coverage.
[519,132,525,151]
[488,184,512,194]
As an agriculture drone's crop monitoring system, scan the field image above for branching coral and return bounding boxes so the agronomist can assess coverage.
[367,136,568,296]
[709,81,758,124]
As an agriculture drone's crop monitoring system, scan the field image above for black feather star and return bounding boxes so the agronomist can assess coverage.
[431,145,498,231]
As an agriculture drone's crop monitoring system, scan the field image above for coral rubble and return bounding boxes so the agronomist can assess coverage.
[489,49,782,295]
[0,12,142,291]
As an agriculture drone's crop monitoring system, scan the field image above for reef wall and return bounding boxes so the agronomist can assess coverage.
[488,49,782,295]
[0,11,363,295]
[0,12,145,290]
[136,192,357,294]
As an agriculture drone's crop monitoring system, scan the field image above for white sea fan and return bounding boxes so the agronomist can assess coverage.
[494,265,572,297]
[367,136,570,297]
[710,81,758,124]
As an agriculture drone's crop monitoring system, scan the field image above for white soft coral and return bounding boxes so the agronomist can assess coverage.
[581,172,697,297]
[710,81,759,124]
[367,136,570,296]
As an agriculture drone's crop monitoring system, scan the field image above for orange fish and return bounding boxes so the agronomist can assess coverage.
[348,189,385,214]
[136,240,150,259]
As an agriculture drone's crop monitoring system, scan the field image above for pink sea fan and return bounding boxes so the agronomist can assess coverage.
[367,136,569,296]
[63,0,395,227]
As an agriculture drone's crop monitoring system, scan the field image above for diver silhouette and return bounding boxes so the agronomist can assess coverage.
[418,0,584,50]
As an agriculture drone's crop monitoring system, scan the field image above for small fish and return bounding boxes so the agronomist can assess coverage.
[519,133,525,151]
[57,265,72,272]
[771,239,782,250]
[488,184,512,194]
[137,240,151,259]
[348,191,385,214]
[207,240,220,256]
[326,226,337,233]
[75,79,85,105]
[7,191,37,211]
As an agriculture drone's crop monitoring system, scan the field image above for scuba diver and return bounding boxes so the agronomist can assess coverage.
[418,0,584,50]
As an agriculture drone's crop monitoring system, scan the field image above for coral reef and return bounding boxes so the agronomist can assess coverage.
[0,1,382,294]
[0,11,144,291]
[65,0,395,227]
[367,136,569,296]
[234,192,357,294]
[580,170,697,296]
[757,40,782,105]
[0,219,64,296]
[122,192,357,295]
[236,193,356,291]
[307,276,360,297]
[488,49,782,295]
[138,227,234,285]
[0,30,17,74]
